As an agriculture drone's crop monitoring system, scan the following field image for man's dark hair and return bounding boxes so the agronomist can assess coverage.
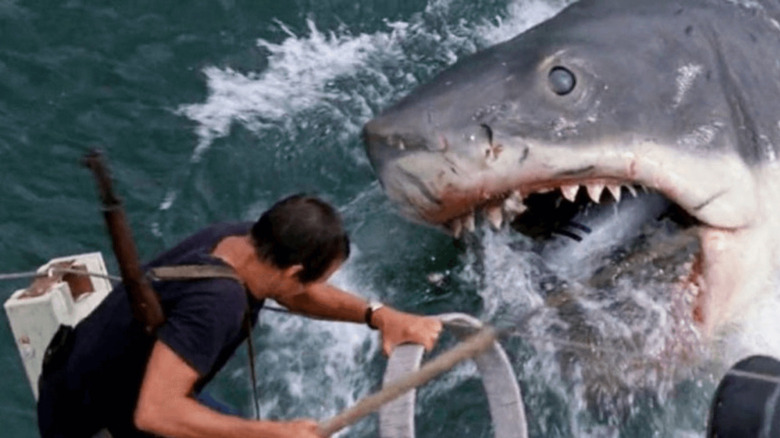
[251,194,350,283]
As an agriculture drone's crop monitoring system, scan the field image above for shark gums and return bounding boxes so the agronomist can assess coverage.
[363,0,780,342]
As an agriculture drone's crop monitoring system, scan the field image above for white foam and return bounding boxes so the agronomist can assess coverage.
[459,230,546,317]
[177,19,404,163]
[158,20,402,216]
[477,0,573,46]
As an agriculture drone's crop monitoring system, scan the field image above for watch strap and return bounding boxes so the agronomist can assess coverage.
[365,300,384,330]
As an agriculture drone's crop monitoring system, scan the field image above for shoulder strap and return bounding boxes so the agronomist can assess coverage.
[147,265,241,282]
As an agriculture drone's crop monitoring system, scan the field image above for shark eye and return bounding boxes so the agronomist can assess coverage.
[549,66,576,95]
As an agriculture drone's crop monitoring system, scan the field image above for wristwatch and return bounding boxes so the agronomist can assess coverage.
[364,300,385,330]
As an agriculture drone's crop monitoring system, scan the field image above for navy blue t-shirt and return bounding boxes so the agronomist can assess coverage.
[37,222,264,437]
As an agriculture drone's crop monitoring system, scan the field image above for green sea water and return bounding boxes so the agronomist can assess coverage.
[0,1,724,437]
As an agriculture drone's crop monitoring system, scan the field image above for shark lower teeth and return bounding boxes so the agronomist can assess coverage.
[485,205,503,229]
[463,212,476,232]
[504,191,527,216]
[449,217,464,238]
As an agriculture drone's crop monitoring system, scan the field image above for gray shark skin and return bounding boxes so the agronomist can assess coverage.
[363,0,780,337]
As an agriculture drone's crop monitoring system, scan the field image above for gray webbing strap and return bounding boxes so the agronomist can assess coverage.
[148,265,240,282]
[147,264,261,420]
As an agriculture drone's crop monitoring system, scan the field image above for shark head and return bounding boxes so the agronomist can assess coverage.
[364,0,780,338]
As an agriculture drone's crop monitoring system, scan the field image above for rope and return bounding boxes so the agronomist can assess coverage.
[0,271,44,281]
[0,268,122,282]
[55,267,122,282]
[243,305,262,421]
[0,264,289,314]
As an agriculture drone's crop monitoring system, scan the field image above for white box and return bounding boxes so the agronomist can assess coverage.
[4,252,113,399]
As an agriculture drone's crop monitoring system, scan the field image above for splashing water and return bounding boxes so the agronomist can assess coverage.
[450,222,711,437]
[177,19,405,163]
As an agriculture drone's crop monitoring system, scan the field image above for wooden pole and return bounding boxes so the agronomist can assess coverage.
[83,149,165,335]
[317,326,498,436]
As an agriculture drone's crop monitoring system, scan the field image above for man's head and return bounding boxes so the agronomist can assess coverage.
[251,194,350,283]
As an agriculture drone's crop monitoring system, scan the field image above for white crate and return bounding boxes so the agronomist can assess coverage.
[4,252,113,399]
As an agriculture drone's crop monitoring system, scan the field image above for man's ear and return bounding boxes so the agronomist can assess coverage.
[282,264,304,279]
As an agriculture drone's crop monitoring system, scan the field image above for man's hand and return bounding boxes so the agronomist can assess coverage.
[372,307,443,356]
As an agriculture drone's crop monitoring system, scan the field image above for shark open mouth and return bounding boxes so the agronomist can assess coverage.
[430,176,708,326]
[444,176,710,415]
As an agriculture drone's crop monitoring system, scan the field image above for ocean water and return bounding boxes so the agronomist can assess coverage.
[0,0,747,437]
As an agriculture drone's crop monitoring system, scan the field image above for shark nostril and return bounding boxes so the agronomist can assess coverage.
[480,124,494,145]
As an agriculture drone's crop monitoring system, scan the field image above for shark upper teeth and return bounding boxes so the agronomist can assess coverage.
[561,185,580,202]
[485,205,503,229]
[606,184,621,202]
[586,183,605,203]
[446,179,653,238]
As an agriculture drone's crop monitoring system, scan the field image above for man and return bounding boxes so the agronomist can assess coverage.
[38,194,443,437]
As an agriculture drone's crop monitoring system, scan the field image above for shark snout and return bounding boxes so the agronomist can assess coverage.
[364,112,499,170]
[363,111,455,186]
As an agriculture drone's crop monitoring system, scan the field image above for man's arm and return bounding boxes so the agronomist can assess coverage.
[134,341,324,438]
[275,282,442,355]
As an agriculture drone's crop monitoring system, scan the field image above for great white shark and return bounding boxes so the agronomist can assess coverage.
[363,0,780,339]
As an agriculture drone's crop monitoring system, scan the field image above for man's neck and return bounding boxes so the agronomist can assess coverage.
[211,235,273,300]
